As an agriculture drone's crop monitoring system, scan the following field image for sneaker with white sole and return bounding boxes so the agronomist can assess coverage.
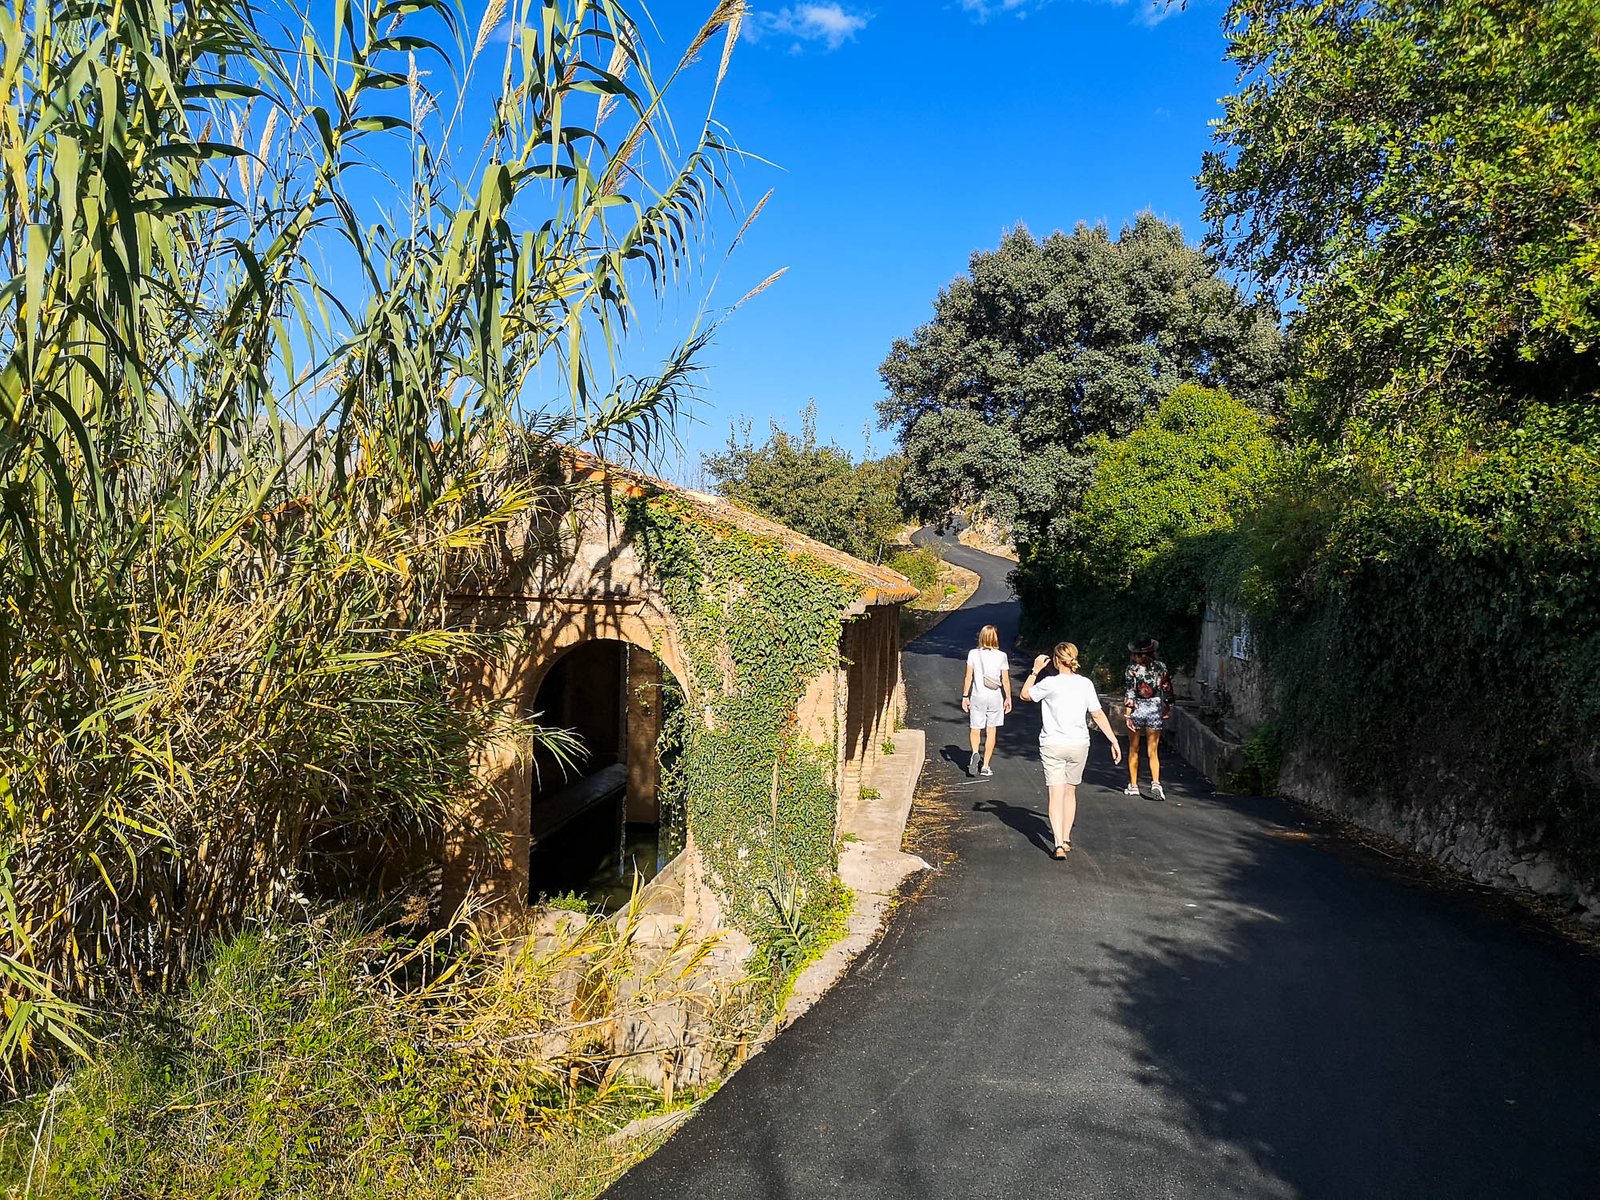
[1123,784,1141,796]
[968,751,979,776]
[980,764,993,777]
[1149,782,1166,801]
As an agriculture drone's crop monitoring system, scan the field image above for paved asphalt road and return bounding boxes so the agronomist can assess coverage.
[605,532,1600,1199]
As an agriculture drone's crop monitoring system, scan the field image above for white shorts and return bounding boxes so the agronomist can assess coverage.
[1040,741,1089,786]
[969,702,1005,730]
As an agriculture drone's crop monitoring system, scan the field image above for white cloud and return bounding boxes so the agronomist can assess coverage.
[1132,0,1183,25]
[959,0,1037,21]
[747,3,871,50]
[959,0,1187,26]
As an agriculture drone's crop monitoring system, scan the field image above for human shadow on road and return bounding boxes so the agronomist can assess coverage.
[971,796,1054,855]
[1090,800,1600,1199]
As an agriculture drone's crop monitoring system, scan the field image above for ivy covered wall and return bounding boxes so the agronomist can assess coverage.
[627,494,867,933]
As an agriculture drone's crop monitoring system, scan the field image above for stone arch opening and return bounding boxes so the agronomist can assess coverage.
[525,635,685,909]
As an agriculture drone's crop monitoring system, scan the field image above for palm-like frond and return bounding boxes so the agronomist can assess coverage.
[0,0,743,1082]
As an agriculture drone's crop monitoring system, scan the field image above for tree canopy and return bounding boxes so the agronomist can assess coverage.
[1016,384,1279,668]
[1194,0,1600,879]
[1203,0,1600,429]
[703,404,904,562]
[1073,384,1280,589]
[877,215,1284,527]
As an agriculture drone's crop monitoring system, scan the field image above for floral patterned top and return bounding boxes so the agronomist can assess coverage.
[1124,658,1174,727]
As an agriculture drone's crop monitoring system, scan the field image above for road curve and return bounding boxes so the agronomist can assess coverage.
[604,530,1600,1199]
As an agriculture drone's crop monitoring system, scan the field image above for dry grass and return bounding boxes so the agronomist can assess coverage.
[470,1112,684,1200]
[0,894,764,1199]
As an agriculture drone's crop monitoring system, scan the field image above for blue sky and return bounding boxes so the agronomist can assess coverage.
[623,0,1240,478]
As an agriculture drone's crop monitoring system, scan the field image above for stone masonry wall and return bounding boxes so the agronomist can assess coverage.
[1279,746,1600,922]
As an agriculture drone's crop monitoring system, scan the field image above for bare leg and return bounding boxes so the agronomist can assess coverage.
[1049,782,1078,848]
[1127,727,1141,787]
[969,725,981,754]
[983,725,998,768]
[1147,730,1163,786]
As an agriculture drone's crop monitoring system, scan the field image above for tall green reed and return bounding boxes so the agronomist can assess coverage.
[0,0,745,1083]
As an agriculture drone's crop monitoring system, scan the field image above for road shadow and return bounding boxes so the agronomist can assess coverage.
[1087,805,1600,1198]
[907,599,1018,663]
[971,796,1054,855]
[938,742,972,771]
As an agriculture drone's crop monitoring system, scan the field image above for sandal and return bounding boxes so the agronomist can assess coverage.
[1052,844,1068,860]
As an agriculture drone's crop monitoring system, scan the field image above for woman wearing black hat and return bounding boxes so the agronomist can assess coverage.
[1123,635,1174,800]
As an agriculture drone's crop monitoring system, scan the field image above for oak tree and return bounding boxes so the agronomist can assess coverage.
[878,216,1283,531]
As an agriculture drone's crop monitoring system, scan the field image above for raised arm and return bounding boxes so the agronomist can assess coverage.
[1020,654,1050,702]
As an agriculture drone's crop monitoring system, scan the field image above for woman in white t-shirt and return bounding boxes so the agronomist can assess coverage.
[1020,642,1123,859]
[960,624,1012,777]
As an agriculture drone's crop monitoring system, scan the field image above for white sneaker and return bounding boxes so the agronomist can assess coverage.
[1150,782,1166,801]
[980,764,993,777]
[1123,784,1141,796]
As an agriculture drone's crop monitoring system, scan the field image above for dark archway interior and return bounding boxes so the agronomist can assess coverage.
[528,639,677,909]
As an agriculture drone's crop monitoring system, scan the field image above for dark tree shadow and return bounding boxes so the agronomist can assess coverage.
[1084,802,1600,1199]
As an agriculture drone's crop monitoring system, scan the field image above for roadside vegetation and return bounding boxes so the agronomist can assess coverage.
[888,543,979,643]
[702,401,906,563]
[1016,383,1279,671]
[1199,0,1600,872]
[881,0,1600,887]
[0,901,760,1199]
[0,0,792,1191]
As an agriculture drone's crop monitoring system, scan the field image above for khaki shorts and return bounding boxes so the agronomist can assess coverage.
[1040,741,1089,787]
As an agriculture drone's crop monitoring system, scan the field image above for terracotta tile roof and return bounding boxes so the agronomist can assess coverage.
[566,449,919,606]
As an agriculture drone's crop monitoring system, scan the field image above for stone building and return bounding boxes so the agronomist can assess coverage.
[443,453,917,917]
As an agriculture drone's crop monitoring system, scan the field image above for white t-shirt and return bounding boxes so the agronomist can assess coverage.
[1029,672,1103,745]
[967,647,1009,708]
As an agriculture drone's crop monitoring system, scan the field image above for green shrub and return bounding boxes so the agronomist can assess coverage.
[751,877,854,1008]
[1018,384,1278,673]
[1237,407,1600,878]
[0,906,757,1198]
[541,891,592,914]
[888,546,944,594]
[1224,722,1285,795]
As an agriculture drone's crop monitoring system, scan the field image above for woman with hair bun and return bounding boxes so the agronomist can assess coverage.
[1020,641,1122,859]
